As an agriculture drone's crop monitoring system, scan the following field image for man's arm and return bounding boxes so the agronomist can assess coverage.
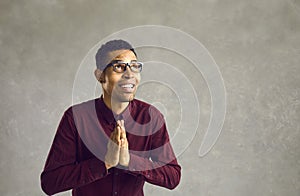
[118,117,181,190]
[127,123,181,190]
[40,108,108,195]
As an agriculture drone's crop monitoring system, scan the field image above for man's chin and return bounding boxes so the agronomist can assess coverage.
[114,94,135,103]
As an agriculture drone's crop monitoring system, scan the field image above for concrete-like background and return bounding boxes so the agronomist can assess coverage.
[1,0,300,195]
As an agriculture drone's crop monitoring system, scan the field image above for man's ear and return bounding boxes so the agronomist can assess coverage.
[94,69,105,83]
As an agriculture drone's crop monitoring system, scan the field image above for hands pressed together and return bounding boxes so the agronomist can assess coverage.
[105,120,130,169]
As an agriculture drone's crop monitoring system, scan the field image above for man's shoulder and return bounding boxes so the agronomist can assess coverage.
[64,98,99,115]
[132,98,163,116]
[132,98,150,107]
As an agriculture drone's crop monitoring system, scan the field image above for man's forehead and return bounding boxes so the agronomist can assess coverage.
[105,49,136,64]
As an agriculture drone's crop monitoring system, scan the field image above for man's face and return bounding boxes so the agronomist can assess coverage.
[101,49,141,103]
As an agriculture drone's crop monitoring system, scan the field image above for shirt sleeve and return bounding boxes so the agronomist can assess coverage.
[127,116,181,190]
[40,108,108,195]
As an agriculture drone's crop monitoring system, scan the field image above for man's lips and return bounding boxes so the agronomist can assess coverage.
[120,83,135,88]
[118,83,136,92]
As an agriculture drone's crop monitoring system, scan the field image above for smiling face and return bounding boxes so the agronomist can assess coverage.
[100,49,141,104]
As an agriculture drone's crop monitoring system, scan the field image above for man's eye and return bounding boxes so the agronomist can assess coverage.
[131,64,139,69]
[114,64,124,69]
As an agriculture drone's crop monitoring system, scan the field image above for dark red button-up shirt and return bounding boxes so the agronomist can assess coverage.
[41,97,181,196]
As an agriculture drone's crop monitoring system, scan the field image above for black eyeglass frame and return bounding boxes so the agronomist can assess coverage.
[105,60,143,73]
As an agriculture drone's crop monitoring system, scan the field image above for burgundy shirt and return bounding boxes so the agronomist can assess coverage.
[40,97,181,196]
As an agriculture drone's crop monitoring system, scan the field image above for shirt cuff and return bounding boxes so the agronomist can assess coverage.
[87,157,108,179]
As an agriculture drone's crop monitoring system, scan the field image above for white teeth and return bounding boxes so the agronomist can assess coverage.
[121,84,134,88]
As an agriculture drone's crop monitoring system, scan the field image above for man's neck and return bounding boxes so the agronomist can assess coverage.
[102,95,129,115]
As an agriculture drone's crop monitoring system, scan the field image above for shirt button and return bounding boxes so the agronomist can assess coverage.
[114,191,118,195]
[115,172,118,176]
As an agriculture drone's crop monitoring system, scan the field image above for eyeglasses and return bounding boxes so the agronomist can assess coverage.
[106,60,143,73]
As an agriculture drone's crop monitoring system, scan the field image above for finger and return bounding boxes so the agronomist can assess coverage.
[110,132,114,140]
[116,126,121,142]
[120,128,126,139]
[116,120,123,130]
[110,131,118,144]
[120,138,128,148]
[120,138,124,147]
[119,120,126,138]
[116,120,121,127]
[121,120,124,129]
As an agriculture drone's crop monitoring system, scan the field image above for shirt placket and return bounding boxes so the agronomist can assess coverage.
[112,168,119,196]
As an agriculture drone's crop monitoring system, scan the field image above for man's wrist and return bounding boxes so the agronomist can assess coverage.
[119,162,129,167]
[119,154,130,167]
[105,163,113,170]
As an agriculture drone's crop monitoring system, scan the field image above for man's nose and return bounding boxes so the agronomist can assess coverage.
[123,65,134,79]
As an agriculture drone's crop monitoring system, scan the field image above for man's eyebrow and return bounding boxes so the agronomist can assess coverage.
[113,60,138,63]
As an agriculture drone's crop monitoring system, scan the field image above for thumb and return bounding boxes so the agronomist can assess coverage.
[116,126,121,141]
[120,138,125,147]
[120,129,126,139]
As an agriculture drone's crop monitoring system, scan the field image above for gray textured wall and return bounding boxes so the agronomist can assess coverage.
[1,0,299,195]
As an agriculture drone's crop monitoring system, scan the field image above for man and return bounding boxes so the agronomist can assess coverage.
[40,40,181,196]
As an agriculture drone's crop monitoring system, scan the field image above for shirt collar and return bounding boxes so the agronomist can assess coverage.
[96,95,133,125]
